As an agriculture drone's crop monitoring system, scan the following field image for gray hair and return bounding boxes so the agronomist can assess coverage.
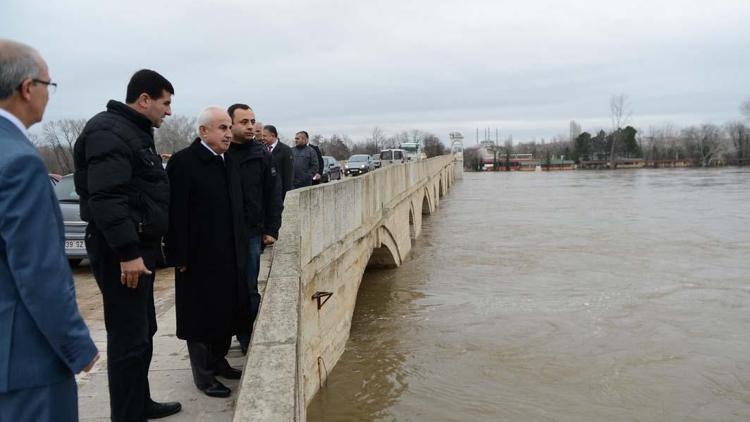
[0,40,42,100]
[196,106,228,134]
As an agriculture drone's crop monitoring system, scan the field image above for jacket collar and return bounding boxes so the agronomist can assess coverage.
[106,100,154,135]
[190,138,227,164]
[228,139,266,161]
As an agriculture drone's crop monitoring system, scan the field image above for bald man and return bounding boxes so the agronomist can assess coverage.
[165,107,249,398]
[0,39,98,422]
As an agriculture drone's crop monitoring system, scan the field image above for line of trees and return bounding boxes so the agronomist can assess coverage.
[31,117,448,173]
[463,95,750,170]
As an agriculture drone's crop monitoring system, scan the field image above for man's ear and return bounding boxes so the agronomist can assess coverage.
[198,125,206,137]
[18,78,33,101]
[137,93,151,108]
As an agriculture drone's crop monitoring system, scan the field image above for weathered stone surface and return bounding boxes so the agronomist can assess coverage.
[233,343,297,422]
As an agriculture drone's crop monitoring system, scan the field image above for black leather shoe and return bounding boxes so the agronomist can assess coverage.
[145,400,182,419]
[200,381,231,398]
[217,366,242,380]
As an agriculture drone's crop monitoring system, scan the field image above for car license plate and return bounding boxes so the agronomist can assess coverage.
[65,240,85,250]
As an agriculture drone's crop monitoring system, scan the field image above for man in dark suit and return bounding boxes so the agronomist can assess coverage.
[0,39,98,422]
[165,107,249,398]
[299,131,324,185]
[261,124,293,199]
[74,69,181,421]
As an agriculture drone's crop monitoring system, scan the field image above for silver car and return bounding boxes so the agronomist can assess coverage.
[51,174,87,266]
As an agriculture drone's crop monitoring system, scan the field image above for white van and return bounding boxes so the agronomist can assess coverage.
[379,149,406,165]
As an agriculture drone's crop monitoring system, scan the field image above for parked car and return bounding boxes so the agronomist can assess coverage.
[371,154,382,169]
[51,174,87,266]
[321,156,342,182]
[344,154,375,176]
[51,174,168,268]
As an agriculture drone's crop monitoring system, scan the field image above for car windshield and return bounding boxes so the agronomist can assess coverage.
[349,155,369,162]
[380,151,393,160]
[53,176,79,202]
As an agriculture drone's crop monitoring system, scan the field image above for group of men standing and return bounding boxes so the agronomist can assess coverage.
[0,38,327,422]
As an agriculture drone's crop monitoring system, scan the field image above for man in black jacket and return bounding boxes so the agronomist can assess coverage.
[73,69,181,421]
[226,103,282,354]
[261,124,293,199]
[300,131,324,185]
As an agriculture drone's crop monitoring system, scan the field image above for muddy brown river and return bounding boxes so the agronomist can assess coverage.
[308,168,750,421]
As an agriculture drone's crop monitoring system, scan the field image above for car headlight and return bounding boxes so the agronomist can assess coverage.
[360,164,365,168]
[345,164,349,169]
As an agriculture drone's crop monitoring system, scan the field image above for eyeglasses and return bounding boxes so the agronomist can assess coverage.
[33,79,57,95]
[18,78,57,95]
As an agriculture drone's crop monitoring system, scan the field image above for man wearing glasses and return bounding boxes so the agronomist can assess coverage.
[0,39,99,421]
[74,70,181,421]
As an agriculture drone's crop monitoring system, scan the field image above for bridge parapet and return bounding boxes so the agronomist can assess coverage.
[234,156,460,421]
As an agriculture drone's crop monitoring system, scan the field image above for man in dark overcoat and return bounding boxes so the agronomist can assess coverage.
[165,107,249,398]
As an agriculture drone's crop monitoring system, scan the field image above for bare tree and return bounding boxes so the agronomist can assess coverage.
[609,93,632,168]
[741,99,750,121]
[569,120,581,142]
[367,127,388,150]
[682,124,723,167]
[422,133,445,158]
[155,115,196,154]
[37,118,87,174]
[726,121,750,165]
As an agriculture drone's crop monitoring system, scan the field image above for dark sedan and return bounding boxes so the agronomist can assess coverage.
[321,156,342,182]
[51,174,87,266]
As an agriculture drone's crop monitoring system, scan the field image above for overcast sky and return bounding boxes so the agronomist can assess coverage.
[3,0,750,144]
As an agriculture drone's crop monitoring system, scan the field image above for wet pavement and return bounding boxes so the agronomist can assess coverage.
[74,248,271,421]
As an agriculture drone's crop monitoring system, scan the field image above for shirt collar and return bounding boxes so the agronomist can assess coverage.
[200,139,225,160]
[269,139,278,151]
[0,108,27,135]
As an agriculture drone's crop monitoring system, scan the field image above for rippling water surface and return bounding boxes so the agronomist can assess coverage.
[308,168,750,421]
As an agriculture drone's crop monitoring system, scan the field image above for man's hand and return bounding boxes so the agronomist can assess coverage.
[80,352,100,374]
[262,235,276,245]
[120,257,152,289]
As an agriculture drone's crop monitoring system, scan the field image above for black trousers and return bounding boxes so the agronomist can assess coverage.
[187,338,231,389]
[86,226,158,422]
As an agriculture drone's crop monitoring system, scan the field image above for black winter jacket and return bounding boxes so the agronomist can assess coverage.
[73,100,169,261]
[227,140,282,239]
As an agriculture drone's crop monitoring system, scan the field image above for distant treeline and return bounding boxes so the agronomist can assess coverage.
[463,96,750,171]
[32,117,448,175]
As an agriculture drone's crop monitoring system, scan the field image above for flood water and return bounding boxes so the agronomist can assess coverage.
[308,168,750,422]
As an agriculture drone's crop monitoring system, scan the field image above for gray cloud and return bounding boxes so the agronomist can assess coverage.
[3,0,749,143]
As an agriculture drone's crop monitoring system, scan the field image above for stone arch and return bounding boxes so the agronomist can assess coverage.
[421,188,433,215]
[366,225,401,269]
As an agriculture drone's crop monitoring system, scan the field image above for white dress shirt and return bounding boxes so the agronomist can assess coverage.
[0,108,28,137]
[200,139,225,160]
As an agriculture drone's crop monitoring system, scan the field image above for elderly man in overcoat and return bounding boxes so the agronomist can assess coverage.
[165,107,249,398]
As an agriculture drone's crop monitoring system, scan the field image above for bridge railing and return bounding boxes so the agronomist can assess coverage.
[234,155,457,422]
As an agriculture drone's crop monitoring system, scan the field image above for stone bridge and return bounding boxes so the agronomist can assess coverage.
[233,155,462,421]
